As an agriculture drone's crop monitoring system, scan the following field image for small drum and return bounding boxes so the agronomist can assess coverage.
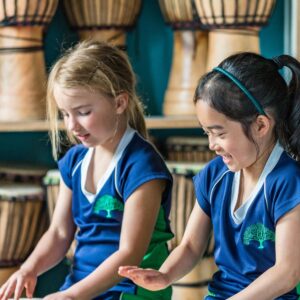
[63,0,142,47]
[0,182,47,267]
[167,162,217,300]
[194,0,276,69]
[0,0,59,121]
[43,169,60,220]
[158,0,208,116]
[166,136,215,163]
[43,170,76,259]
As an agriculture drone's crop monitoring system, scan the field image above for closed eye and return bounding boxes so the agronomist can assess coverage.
[78,110,91,116]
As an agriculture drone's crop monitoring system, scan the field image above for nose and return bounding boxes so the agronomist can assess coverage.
[66,115,79,132]
[208,136,218,151]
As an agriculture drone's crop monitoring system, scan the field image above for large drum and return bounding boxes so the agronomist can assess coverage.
[0,0,59,121]
[63,0,142,47]
[158,0,208,116]
[0,183,47,267]
[195,0,276,70]
[167,162,217,300]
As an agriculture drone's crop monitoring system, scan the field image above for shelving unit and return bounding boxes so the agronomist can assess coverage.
[0,116,199,132]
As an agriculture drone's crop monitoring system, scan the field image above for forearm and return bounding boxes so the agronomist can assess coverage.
[21,228,72,276]
[159,242,202,285]
[229,264,299,300]
[64,249,144,300]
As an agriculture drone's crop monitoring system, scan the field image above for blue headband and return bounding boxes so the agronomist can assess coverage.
[213,67,266,116]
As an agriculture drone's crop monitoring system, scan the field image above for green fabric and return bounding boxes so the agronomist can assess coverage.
[121,207,173,300]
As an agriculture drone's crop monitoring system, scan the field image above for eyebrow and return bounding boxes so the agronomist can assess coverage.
[71,104,92,110]
[206,125,224,130]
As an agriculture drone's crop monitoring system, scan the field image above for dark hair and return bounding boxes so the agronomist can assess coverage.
[193,52,300,160]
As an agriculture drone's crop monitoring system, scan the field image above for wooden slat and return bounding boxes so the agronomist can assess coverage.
[0,116,199,132]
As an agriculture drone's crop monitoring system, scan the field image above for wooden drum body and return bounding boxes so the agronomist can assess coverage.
[158,0,208,116]
[0,183,46,267]
[195,0,276,69]
[43,169,60,219]
[0,0,58,121]
[63,0,141,46]
[167,163,218,300]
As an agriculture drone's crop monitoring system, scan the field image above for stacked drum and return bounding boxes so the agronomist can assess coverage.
[0,165,48,285]
[194,0,277,69]
[63,0,142,47]
[166,136,217,300]
[167,162,217,300]
[158,0,208,116]
[0,0,59,121]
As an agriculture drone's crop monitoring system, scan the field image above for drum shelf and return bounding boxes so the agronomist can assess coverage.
[0,116,199,132]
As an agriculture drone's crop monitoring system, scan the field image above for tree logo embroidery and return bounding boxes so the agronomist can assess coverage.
[93,195,124,218]
[243,223,275,249]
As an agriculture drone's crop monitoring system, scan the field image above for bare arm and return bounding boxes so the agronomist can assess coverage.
[229,204,300,300]
[0,177,76,300]
[46,179,167,300]
[119,203,212,290]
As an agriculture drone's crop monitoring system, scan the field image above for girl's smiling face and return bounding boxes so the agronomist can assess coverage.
[195,100,258,172]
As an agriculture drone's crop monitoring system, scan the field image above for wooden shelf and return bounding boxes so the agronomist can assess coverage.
[0,116,199,132]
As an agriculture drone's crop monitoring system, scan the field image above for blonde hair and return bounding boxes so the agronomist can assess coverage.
[47,40,147,160]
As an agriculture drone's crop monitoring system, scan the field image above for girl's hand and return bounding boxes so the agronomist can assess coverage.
[118,266,170,291]
[0,268,37,300]
[43,291,74,300]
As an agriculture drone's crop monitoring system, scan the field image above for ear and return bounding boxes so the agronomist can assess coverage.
[115,93,129,114]
[253,115,272,138]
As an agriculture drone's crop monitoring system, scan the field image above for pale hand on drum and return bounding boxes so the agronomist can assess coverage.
[0,268,37,300]
[118,266,170,291]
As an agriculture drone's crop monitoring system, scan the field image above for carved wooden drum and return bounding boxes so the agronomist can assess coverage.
[0,0,59,121]
[194,0,276,69]
[158,0,208,116]
[167,162,217,300]
[63,0,142,47]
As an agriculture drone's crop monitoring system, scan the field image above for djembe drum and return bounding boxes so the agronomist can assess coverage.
[167,162,217,300]
[0,0,59,121]
[63,0,142,47]
[195,0,276,70]
[158,0,208,116]
[0,182,47,285]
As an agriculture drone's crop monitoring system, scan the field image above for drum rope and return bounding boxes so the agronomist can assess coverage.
[0,33,41,43]
[0,0,54,26]
[0,46,43,54]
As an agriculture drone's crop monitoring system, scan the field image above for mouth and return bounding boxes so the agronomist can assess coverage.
[76,133,90,142]
[216,152,232,162]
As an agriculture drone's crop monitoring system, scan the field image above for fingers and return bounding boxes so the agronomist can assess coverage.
[25,280,36,298]
[14,279,25,300]
[118,266,167,291]
[118,266,139,276]
[0,279,16,300]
